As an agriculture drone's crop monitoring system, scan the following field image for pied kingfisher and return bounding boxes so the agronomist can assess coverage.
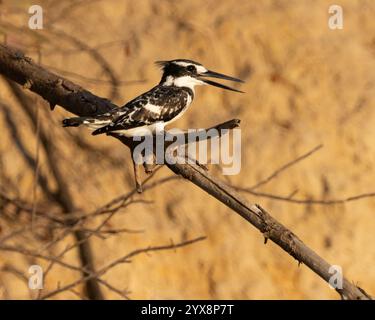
[62,59,244,136]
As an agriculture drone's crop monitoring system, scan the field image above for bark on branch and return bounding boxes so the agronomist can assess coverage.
[0,44,116,115]
[0,44,371,300]
[167,161,372,300]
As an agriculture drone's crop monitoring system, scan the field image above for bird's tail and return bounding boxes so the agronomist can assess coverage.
[62,116,87,127]
[62,116,112,129]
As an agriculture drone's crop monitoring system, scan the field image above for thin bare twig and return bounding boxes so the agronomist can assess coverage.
[248,144,323,190]
[31,49,43,230]
[5,79,104,300]
[234,188,375,205]
[40,236,206,299]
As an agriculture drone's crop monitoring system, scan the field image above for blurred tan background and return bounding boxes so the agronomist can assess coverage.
[0,0,375,299]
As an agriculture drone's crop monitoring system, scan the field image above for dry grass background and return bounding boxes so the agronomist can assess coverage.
[0,0,375,299]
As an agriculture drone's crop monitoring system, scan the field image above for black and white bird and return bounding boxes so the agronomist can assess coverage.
[62,59,244,136]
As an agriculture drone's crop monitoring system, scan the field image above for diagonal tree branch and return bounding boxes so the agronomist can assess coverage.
[0,44,372,300]
[0,44,116,115]
[166,161,372,300]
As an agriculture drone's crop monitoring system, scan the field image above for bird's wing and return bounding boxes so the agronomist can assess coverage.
[92,86,190,135]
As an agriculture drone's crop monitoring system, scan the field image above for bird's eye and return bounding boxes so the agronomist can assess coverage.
[187,65,196,73]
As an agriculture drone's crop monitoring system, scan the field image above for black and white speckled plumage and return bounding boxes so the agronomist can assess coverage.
[62,59,243,136]
[91,85,193,135]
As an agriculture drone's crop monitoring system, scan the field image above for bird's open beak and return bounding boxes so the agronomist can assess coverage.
[199,70,244,93]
